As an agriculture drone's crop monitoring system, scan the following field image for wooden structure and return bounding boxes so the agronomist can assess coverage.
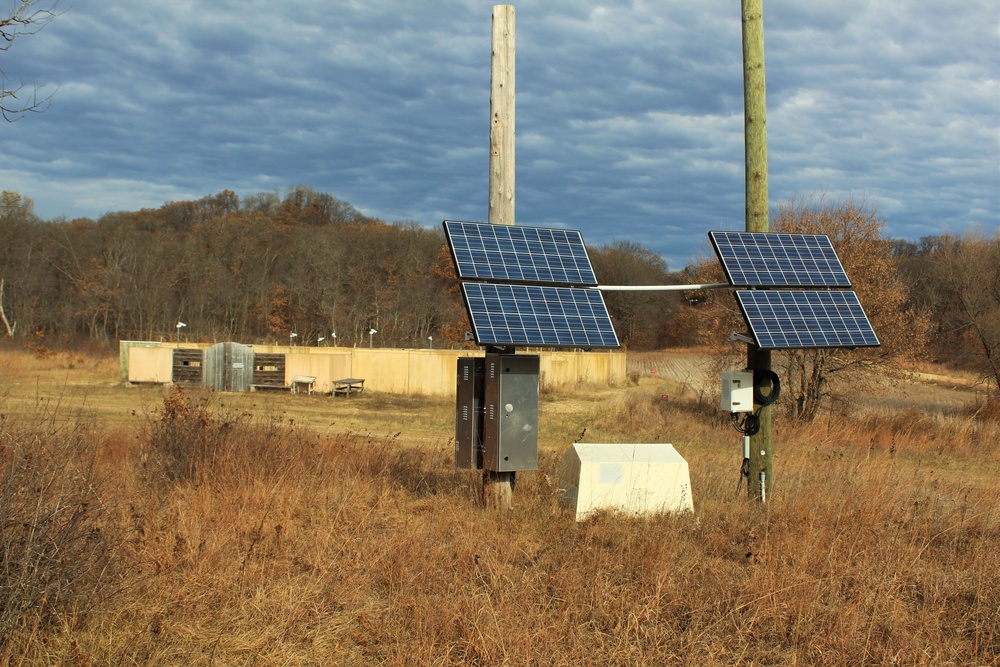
[291,375,316,395]
[122,343,626,395]
[485,4,517,509]
[251,353,286,390]
[742,0,772,500]
[332,378,365,397]
[171,348,204,385]
[204,342,254,392]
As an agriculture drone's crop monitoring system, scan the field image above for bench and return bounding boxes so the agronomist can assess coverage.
[250,383,286,392]
[332,378,365,397]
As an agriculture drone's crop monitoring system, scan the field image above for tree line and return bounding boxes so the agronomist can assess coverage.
[0,187,677,350]
[2,188,997,404]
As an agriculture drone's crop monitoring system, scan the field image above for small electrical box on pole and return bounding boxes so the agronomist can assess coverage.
[721,371,754,413]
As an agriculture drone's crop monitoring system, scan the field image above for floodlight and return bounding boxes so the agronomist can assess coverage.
[175,321,186,348]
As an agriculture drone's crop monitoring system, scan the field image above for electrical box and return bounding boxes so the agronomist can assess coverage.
[559,443,694,521]
[455,357,484,469]
[482,353,539,472]
[721,371,754,413]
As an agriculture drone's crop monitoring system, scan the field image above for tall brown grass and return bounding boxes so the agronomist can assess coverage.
[0,360,996,665]
[0,402,130,663]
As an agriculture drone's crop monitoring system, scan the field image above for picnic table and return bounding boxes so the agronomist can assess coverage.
[332,378,365,397]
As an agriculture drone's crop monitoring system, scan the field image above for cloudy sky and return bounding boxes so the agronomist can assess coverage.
[2,0,997,268]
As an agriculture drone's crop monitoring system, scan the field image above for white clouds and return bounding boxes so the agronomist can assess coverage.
[1,0,996,265]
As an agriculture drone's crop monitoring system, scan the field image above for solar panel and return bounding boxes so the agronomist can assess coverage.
[710,231,852,288]
[462,282,619,348]
[734,290,880,350]
[444,220,598,286]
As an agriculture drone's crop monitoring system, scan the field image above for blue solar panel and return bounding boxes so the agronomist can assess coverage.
[444,221,598,286]
[710,231,852,288]
[462,282,620,348]
[734,290,880,350]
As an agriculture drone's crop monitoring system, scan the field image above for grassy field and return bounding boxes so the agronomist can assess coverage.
[0,347,997,666]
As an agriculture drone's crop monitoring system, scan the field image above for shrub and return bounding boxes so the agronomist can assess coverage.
[0,404,126,651]
[144,385,307,487]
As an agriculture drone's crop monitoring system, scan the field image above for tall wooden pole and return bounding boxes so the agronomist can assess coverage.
[489,4,515,227]
[484,4,516,509]
[742,0,772,500]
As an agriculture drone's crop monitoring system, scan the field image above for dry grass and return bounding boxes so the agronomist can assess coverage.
[0,348,997,665]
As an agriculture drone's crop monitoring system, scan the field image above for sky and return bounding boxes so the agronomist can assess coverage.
[2,0,998,269]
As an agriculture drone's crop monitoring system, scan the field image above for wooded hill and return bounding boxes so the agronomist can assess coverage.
[0,187,678,350]
[1,188,998,394]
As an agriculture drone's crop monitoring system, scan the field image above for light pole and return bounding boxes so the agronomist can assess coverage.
[176,321,186,348]
[428,335,433,349]
[369,328,377,348]
[317,336,325,347]
[332,332,337,347]
[289,332,298,347]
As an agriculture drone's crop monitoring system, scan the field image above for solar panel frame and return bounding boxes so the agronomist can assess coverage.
[710,231,852,288]
[444,220,599,286]
[461,282,620,348]
[734,289,880,350]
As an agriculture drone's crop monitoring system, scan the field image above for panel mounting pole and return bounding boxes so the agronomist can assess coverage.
[742,0,772,501]
[489,5,515,228]
[485,4,516,510]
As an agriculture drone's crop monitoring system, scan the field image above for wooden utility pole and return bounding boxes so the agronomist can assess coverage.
[484,4,516,509]
[742,0,772,500]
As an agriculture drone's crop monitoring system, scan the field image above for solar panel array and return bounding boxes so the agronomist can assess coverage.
[462,283,620,348]
[707,230,879,350]
[709,231,851,288]
[443,221,619,349]
[734,290,880,350]
[444,220,598,286]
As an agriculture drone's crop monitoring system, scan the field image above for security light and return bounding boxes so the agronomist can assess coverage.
[175,322,186,348]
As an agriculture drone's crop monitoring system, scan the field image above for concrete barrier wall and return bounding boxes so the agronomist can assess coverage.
[123,343,626,396]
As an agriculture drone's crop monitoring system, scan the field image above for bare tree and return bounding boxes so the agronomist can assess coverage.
[2,1,59,121]
[682,196,928,421]
[769,197,928,420]
[0,277,15,337]
[924,232,1000,394]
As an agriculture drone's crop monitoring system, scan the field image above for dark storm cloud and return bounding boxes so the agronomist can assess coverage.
[2,0,996,269]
